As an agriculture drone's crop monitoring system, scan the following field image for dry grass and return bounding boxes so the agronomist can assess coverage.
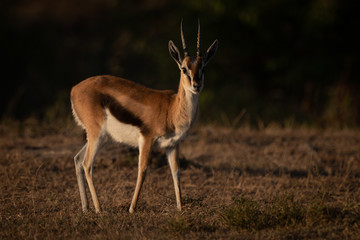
[1,122,360,239]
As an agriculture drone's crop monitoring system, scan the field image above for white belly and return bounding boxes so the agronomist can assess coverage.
[104,109,140,147]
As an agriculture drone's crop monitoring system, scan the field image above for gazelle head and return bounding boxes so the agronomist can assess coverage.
[168,19,218,94]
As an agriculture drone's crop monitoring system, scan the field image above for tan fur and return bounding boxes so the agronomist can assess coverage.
[71,76,177,139]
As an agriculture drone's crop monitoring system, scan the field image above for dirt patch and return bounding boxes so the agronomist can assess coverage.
[1,124,360,239]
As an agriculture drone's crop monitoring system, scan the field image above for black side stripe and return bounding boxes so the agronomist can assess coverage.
[100,94,150,135]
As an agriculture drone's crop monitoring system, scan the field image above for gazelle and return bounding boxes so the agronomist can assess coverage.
[71,20,218,213]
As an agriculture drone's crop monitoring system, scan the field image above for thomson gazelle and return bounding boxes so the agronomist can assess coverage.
[71,20,218,213]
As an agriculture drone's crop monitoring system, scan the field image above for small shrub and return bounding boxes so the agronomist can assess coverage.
[268,193,305,227]
[222,197,265,230]
[166,215,191,235]
[222,194,305,231]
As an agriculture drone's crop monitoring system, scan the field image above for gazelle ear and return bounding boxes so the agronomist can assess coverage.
[203,39,218,66]
[168,40,182,69]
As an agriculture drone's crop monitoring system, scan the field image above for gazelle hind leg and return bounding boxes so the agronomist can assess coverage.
[129,136,152,213]
[82,136,103,213]
[74,143,88,212]
[167,145,182,211]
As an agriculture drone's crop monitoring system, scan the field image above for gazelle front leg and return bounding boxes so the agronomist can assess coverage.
[167,145,182,211]
[129,136,152,213]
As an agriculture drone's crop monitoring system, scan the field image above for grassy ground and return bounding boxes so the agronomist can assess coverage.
[1,121,360,239]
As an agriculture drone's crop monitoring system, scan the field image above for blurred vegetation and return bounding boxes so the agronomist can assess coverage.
[1,0,359,128]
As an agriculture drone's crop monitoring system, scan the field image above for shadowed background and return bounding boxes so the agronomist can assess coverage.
[1,0,359,128]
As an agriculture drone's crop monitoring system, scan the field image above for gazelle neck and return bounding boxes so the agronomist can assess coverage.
[172,75,199,130]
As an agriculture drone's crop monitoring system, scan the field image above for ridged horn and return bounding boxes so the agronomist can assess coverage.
[197,19,201,56]
[180,19,189,57]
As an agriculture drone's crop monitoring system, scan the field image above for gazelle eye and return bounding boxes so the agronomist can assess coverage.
[181,68,187,74]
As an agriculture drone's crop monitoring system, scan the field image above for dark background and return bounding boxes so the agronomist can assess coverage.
[1,0,359,128]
